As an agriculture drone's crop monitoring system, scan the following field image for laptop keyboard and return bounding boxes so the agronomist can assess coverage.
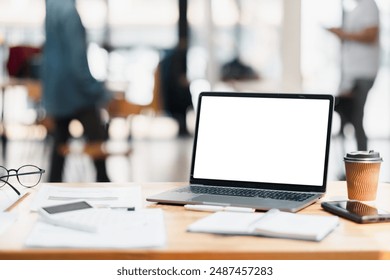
[178,185,315,202]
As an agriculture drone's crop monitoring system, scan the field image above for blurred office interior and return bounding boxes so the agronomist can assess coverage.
[0,0,389,183]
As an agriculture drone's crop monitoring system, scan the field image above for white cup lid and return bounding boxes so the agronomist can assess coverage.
[344,150,382,162]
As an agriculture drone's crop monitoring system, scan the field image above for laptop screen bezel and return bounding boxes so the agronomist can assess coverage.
[189,92,334,193]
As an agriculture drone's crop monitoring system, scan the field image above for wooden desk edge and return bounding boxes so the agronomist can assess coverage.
[0,250,387,260]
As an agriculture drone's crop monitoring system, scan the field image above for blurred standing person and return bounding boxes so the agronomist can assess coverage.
[327,0,380,151]
[42,0,111,182]
[159,0,193,136]
[159,38,193,137]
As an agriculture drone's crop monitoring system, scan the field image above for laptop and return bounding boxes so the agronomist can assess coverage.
[147,92,334,212]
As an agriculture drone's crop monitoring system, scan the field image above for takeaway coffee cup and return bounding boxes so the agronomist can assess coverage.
[344,150,382,201]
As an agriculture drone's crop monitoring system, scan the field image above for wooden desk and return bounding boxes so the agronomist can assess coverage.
[1,181,390,260]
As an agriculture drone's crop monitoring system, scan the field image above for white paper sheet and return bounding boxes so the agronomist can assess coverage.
[25,208,165,248]
[30,184,142,211]
[0,187,26,211]
[0,212,17,235]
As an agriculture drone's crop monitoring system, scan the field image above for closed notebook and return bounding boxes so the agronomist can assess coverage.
[187,209,339,241]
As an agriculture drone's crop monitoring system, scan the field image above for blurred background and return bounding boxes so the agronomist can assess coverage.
[0,0,389,183]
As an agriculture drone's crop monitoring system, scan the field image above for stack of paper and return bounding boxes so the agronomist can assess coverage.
[26,184,166,249]
[30,184,142,210]
[0,212,17,235]
[0,188,26,212]
[188,209,339,241]
[25,208,166,248]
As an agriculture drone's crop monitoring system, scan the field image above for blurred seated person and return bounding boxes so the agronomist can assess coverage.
[42,0,111,182]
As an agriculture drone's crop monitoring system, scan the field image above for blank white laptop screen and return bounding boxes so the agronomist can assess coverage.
[193,95,330,186]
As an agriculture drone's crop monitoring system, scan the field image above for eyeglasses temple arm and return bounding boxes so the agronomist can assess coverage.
[15,170,45,176]
[0,179,21,196]
[0,174,18,179]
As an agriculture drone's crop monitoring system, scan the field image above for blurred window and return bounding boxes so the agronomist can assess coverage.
[189,0,283,82]
[301,0,342,94]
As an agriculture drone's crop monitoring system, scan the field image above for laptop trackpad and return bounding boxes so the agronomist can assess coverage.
[190,194,277,207]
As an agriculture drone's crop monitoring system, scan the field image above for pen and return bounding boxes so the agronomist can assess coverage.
[184,204,255,213]
[5,192,30,212]
[110,207,135,211]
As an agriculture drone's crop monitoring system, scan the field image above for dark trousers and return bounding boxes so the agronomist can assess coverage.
[335,78,374,151]
[48,106,110,182]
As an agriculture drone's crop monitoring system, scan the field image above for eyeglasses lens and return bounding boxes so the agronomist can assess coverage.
[18,165,42,187]
[0,166,8,187]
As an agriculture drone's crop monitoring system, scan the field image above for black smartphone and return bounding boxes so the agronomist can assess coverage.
[41,201,93,215]
[321,200,390,224]
[38,201,97,232]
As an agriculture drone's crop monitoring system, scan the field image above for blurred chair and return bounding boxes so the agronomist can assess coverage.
[6,45,41,80]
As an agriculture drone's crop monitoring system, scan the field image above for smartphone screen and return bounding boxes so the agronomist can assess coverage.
[42,201,92,214]
[335,201,389,216]
[322,200,390,223]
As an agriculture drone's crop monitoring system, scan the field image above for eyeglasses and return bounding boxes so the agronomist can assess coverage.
[0,165,45,196]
